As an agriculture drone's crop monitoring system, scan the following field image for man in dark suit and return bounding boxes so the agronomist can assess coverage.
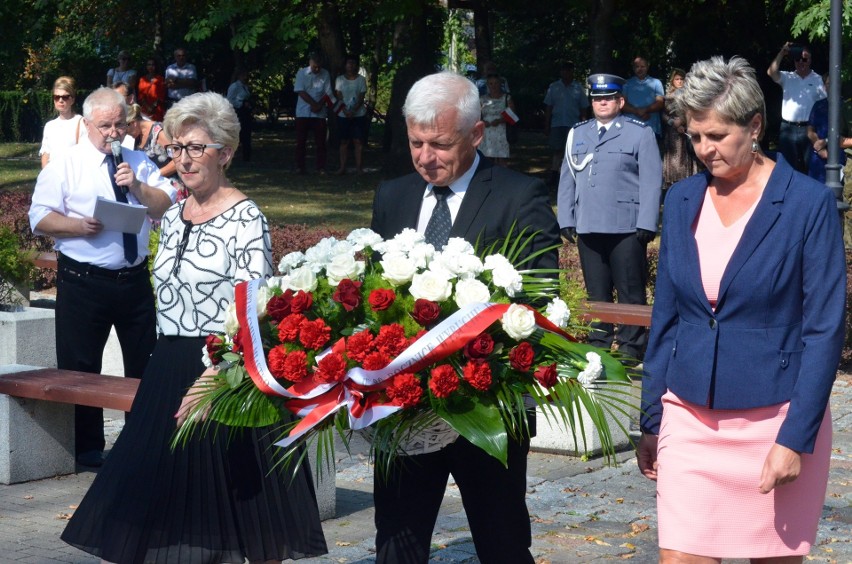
[370,71,560,564]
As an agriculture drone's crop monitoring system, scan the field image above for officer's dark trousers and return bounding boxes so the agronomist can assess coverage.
[577,232,648,361]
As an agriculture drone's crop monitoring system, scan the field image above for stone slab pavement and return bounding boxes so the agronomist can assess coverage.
[1,375,850,563]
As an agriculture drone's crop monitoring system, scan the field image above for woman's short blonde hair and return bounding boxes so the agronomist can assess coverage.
[672,56,767,140]
[53,76,77,98]
[163,92,240,166]
[126,103,142,123]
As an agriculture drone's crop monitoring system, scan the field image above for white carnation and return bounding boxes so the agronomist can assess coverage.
[391,228,425,250]
[577,352,603,386]
[409,270,453,302]
[200,344,213,369]
[278,251,305,274]
[223,302,240,336]
[490,262,523,297]
[408,242,435,269]
[304,237,339,272]
[500,303,536,340]
[545,297,571,328]
[483,253,513,271]
[454,278,492,308]
[346,228,383,251]
[443,237,474,256]
[380,253,418,286]
[255,284,273,319]
[325,253,365,286]
[454,253,484,279]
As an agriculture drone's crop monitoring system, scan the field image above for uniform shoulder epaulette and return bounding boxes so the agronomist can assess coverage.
[624,117,649,128]
[573,118,594,128]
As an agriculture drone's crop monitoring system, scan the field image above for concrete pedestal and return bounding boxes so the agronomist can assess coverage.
[0,308,55,367]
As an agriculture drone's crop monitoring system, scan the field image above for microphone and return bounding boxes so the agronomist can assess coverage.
[110,141,127,194]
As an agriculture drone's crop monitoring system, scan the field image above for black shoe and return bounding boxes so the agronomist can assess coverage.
[76,450,105,468]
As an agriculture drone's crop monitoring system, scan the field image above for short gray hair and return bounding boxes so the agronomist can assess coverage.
[403,71,481,133]
[82,87,127,121]
[672,56,767,140]
[163,92,240,154]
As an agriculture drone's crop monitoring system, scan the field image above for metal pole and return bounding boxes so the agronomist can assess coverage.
[826,0,848,211]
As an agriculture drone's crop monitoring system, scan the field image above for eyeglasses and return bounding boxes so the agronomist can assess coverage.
[53,94,72,102]
[165,143,224,159]
[92,122,128,136]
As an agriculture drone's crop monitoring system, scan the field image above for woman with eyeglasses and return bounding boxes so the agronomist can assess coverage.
[39,76,85,168]
[61,92,329,564]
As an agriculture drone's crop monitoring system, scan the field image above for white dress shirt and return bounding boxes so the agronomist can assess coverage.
[29,136,176,269]
[416,153,480,234]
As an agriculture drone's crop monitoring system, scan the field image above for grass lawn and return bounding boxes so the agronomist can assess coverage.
[0,120,556,233]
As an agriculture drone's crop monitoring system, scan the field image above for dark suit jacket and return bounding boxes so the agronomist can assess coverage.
[371,155,561,271]
[640,155,846,454]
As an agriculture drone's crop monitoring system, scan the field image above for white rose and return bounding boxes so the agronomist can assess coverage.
[200,344,213,369]
[255,284,272,319]
[428,252,458,279]
[325,253,365,286]
[283,266,318,292]
[577,352,603,386]
[545,297,571,328]
[454,278,492,308]
[380,253,418,286]
[346,228,383,251]
[223,302,240,336]
[491,263,523,297]
[278,251,305,274]
[409,270,453,302]
[500,303,536,340]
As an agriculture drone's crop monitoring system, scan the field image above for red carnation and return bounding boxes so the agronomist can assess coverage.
[333,279,362,312]
[411,299,441,326]
[509,342,535,372]
[375,324,408,357]
[268,345,289,378]
[534,363,558,388]
[463,333,494,360]
[368,288,396,311]
[299,318,331,350]
[428,365,459,398]
[362,350,391,370]
[314,352,347,384]
[283,350,309,383]
[205,334,224,365]
[463,360,492,391]
[386,373,423,409]
[347,329,375,362]
[290,290,314,314]
[278,313,305,343]
[266,291,293,322]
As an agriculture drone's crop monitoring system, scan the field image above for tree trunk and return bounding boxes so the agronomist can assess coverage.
[472,0,492,70]
[589,0,616,72]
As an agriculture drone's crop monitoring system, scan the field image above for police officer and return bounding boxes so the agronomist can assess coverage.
[557,73,662,363]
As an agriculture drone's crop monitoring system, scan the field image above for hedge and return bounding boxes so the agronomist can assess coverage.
[0,90,91,143]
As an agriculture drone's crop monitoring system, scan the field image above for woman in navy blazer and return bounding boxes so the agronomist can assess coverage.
[637,57,845,562]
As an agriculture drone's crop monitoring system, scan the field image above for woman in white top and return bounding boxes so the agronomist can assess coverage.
[105,50,138,94]
[39,76,85,169]
[334,55,368,174]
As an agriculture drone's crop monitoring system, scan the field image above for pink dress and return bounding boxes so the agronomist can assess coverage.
[655,189,832,558]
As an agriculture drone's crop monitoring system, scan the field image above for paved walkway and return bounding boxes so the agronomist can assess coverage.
[2,375,851,563]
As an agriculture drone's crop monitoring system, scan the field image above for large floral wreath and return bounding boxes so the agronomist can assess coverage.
[174,227,636,473]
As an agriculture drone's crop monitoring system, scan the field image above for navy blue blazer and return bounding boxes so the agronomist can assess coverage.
[640,155,845,453]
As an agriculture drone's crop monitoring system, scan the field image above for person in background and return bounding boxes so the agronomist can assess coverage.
[475,60,509,96]
[165,47,199,107]
[638,56,844,563]
[39,76,85,169]
[558,73,662,365]
[111,81,135,106]
[370,71,560,564]
[480,73,515,166]
[543,61,589,185]
[60,92,329,563]
[806,73,852,184]
[226,67,253,162]
[661,68,702,189]
[334,55,368,175]
[126,103,186,200]
[767,42,827,173]
[137,57,166,121]
[28,87,176,468]
[293,52,333,174]
[105,50,137,94]
[622,56,666,142]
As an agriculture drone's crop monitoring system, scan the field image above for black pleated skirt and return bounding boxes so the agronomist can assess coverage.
[61,335,328,563]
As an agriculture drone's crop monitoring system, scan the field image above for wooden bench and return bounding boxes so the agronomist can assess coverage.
[579,301,653,327]
[0,368,138,411]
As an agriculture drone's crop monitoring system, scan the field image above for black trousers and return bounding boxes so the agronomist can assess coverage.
[236,105,253,161]
[55,256,156,455]
[374,435,534,564]
[577,232,648,360]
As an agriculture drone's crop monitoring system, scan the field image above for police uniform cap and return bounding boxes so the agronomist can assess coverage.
[588,73,625,96]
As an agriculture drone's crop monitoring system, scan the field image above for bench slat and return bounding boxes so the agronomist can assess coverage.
[0,369,138,411]
[579,301,653,327]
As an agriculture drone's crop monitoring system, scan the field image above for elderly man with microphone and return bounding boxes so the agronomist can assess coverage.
[29,87,175,468]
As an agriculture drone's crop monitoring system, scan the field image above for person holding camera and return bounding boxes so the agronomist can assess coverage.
[767,42,827,173]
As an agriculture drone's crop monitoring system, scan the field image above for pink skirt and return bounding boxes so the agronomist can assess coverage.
[656,391,831,558]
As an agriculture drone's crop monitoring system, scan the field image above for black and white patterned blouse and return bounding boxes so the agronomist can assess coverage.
[153,198,273,336]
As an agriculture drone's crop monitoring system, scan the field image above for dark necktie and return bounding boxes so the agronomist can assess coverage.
[424,186,452,250]
[598,126,606,140]
[105,155,138,264]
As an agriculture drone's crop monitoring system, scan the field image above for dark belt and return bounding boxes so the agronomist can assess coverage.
[58,253,148,281]
[782,119,809,126]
